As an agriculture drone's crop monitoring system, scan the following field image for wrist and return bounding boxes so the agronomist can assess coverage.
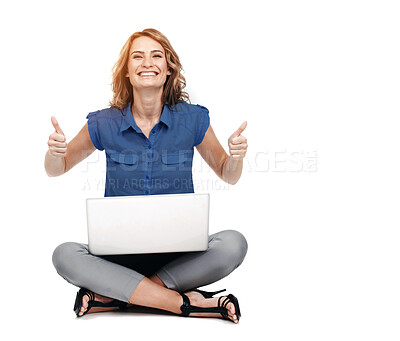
[45,150,66,176]
[221,155,243,184]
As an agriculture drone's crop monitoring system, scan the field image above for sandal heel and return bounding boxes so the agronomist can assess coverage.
[192,288,226,298]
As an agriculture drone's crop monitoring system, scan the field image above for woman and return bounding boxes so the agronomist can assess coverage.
[46,28,248,323]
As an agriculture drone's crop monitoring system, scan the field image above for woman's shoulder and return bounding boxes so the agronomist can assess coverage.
[86,106,122,120]
[170,101,209,114]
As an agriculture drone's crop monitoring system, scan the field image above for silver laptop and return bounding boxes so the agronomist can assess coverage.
[86,193,210,255]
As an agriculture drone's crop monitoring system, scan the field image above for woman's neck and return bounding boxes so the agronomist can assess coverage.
[131,88,164,124]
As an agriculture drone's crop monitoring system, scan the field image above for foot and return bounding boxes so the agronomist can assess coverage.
[183,291,239,323]
[78,292,121,317]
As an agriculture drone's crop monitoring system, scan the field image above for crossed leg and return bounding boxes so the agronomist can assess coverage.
[78,275,239,323]
[55,230,248,323]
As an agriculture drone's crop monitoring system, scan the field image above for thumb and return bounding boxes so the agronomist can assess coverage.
[51,116,64,135]
[231,121,247,138]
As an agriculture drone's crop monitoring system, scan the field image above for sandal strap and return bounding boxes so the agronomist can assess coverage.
[74,288,127,317]
[218,296,231,319]
[180,293,229,318]
[180,293,191,316]
[82,288,95,302]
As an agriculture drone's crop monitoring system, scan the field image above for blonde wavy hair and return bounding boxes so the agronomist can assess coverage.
[109,28,190,110]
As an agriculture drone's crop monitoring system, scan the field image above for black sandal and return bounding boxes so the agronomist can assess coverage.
[190,288,226,298]
[73,288,128,317]
[180,292,241,323]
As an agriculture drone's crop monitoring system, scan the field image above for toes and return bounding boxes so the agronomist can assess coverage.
[80,303,87,315]
[227,302,237,322]
[228,312,238,323]
[226,302,234,314]
[78,295,89,316]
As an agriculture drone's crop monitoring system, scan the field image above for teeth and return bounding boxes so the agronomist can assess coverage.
[140,72,157,76]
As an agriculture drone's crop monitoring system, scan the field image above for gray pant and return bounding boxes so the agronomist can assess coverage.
[52,230,248,303]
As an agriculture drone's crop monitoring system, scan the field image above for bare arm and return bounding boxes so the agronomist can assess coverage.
[45,119,96,177]
[195,123,247,185]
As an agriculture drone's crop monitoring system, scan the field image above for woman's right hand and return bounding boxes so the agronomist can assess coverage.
[48,116,67,158]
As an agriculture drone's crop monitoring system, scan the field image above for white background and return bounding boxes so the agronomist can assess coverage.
[1,0,399,340]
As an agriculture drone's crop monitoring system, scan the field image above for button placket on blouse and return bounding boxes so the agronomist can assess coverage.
[143,127,158,195]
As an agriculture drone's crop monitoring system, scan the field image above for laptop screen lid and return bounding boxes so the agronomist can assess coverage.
[86,193,209,255]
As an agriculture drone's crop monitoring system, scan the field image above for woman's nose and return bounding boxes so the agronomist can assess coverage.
[142,55,153,67]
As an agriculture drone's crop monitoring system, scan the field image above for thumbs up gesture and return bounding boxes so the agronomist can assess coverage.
[228,121,248,159]
[48,116,67,158]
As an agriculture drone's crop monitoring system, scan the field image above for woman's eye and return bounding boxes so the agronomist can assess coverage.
[133,55,142,59]
[153,55,162,58]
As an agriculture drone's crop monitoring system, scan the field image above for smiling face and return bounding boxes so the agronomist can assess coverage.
[126,36,172,91]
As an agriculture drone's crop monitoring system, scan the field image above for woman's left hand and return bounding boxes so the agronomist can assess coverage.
[228,121,248,159]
